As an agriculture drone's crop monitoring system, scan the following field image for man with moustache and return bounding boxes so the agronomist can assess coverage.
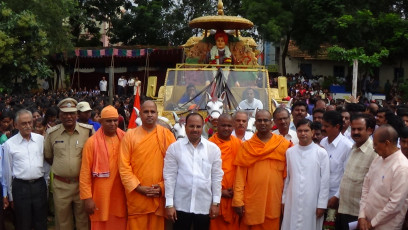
[44,98,94,230]
[400,127,408,158]
[320,111,353,220]
[119,100,176,230]
[273,107,299,145]
[231,111,253,141]
[358,125,408,230]
[290,101,308,131]
[232,110,292,229]
[311,121,324,144]
[336,113,377,229]
[164,113,223,230]
[209,114,241,230]
[3,109,48,230]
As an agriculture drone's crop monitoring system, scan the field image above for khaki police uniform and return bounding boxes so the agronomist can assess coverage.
[44,98,94,230]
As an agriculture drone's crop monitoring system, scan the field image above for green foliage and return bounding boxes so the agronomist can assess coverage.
[0,3,52,93]
[3,0,76,53]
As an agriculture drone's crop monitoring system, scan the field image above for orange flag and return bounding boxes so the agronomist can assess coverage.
[128,87,140,129]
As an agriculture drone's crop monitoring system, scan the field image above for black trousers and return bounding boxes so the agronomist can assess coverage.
[335,212,358,230]
[173,211,210,230]
[12,178,47,230]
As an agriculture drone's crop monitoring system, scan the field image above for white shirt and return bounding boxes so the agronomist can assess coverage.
[99,80,107,91]
[320,133,353,198]
[272,129,299,145]
[238,98,263,116]
[127,78,135,86]
[164,137,223,214]
[3,132,49,201]
[118,78,127,87]
[231,130,253,141]
[0,146,7,197]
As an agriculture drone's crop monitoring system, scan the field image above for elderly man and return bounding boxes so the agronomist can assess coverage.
[119,100,176,230]
[80,105,127,229]
[232,110,292,229]
[358,125,408,230]
[336,113,377,229]
[281,118,330,230]
[44,98,94,230]
[164,113,223,230]
[3,109,49,230]
[209,114,241,230]
[231,111,253,141]
[273,107,299,145]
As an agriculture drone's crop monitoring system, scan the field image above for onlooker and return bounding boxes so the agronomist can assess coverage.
[312,108,325,123]
[311,121,324,144]
[99,76,108,96]
[238,88,263,116]
[77,101,101,131]
[117,76,127,96]
[290,101,308,130]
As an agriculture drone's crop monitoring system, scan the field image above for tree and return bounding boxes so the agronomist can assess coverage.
[3,0,76,53]
[0,3,52,93]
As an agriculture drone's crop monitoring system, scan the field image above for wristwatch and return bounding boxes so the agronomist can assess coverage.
[165,205,173,208]
[212,202,219,207]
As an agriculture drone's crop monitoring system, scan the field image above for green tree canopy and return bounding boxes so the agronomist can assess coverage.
[0,3,52,93]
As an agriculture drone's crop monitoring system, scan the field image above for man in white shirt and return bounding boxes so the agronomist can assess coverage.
[99,76,107,96]
[238,88,263,116]
[127,77,135,96]
[164,113,223,230]
[290,101,308,131]
[272,107,299,145]
[231,111,253,141]
[117,76,127,96]
[3,109,48,230]
[320,110,353,218]
[282,118,330,230]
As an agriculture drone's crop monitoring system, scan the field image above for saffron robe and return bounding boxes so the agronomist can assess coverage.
[209,133,242,230]
[79,130,127,229]
[232,133,291,229]
[119,125,176,219]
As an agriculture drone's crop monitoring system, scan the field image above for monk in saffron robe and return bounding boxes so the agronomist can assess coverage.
[209,114,241,230]
[119,100,176,230]
[232,110,292,230]
[80,105,127,230]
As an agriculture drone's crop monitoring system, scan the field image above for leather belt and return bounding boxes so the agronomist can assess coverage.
[54,175,79,184]
[13,178,42,184]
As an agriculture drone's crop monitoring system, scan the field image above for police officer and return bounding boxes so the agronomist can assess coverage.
[44,98,94,230]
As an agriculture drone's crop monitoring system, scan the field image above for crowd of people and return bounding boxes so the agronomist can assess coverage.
[0,72,408,230]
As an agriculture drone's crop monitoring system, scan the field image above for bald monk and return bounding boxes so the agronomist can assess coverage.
[209,114,242,230]
[119,100,176,229]
[232,110,292,230]
[80,105,127,229]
